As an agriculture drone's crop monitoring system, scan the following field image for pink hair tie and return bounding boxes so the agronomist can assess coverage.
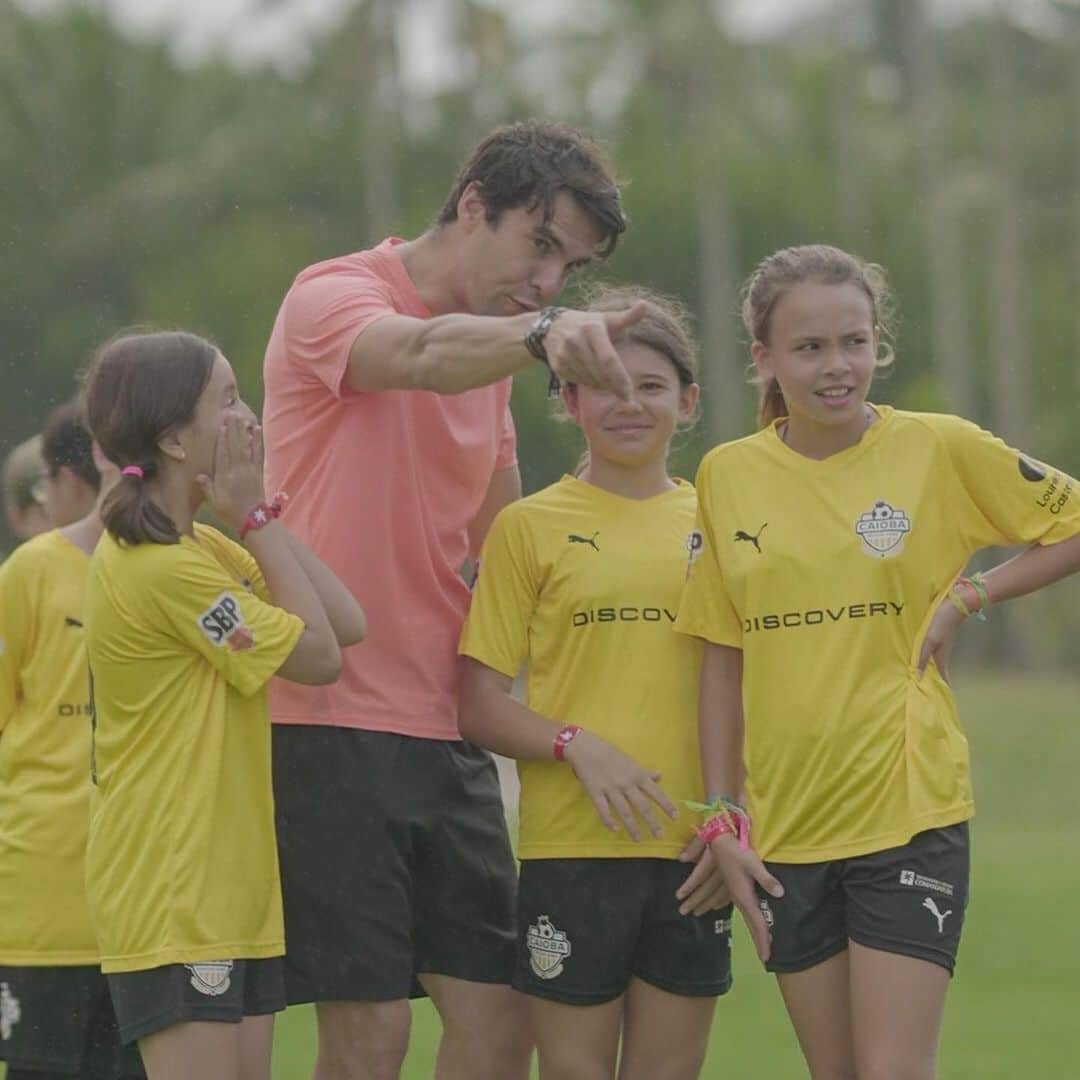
[121,465,144,479]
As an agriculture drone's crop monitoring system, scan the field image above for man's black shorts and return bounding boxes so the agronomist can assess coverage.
[0,964,144,1076]
[513,858,734,1005]
[273,726,518,1004]
[106,958,285,1046]
[757,822,970,975]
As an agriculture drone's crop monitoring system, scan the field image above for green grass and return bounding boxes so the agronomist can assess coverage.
[271,673,1080,1078]
[3,674,1076,1078]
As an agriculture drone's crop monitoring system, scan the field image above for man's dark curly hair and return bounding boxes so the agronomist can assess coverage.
[436,120,627,258]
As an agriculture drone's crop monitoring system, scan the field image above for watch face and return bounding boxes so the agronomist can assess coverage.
[525,308,557,361]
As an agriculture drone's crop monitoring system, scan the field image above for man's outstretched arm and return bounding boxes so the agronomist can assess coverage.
[344,304,646,399]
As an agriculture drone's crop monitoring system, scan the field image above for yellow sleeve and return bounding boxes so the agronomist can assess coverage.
[458,506,539,678]
[0,553,30,730]
[674,456,743,647]
[196,525,271,603]
[935,415,1080,547]
[145,540,305,698]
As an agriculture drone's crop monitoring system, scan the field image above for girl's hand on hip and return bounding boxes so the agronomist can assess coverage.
[917,596,966,681]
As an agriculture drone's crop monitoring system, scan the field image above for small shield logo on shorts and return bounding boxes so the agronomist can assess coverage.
[0,982,21,1040]
[526,915,572,980]
[185,960,234,997]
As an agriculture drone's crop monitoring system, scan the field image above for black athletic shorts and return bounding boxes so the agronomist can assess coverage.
[0,964,144,1076]
[757,822,970,975]
[106,958,285,1046]
[513,858,734,1005]
[272,726,518,1004]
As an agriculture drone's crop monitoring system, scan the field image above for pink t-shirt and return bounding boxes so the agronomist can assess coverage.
[262,238,517,739]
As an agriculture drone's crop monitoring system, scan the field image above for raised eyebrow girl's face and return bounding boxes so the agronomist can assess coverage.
[770,282,875,345]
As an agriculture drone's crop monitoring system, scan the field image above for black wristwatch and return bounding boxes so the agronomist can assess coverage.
[524,306,565,396]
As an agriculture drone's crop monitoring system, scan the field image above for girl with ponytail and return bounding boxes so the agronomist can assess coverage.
[459,287,733,1080]
[678,244,1080,1078]
[82,331,365,1079]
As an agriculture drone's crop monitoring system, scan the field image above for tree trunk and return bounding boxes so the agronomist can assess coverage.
[1074,34,1080,406]
[689,1,742,443]
[904,0,976,417]
[362,0,400,237]
[831,0,867,250]
[987,13,1027,443]
[985,9,1031,667]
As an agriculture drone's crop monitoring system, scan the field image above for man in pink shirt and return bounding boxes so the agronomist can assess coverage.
[263,121,643,1080]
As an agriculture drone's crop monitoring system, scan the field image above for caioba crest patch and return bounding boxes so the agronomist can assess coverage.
[526,915,571,980]
[855,500,911,558]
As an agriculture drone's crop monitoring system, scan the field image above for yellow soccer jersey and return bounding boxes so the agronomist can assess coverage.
[459,476,705,859]
[677,406,1080,863]
[84,523,304,973]
[0,530,99,964]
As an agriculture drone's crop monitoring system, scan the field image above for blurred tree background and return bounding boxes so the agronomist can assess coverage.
[2,0,1079,665]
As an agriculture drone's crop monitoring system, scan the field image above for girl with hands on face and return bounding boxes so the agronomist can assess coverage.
[81,331,364,1080]
[459,288,733,1080]
[196,411,268,532]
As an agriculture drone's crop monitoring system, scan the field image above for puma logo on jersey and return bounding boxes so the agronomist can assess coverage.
[64,616,83,627]
[567,532,599,551]
[922,897,953,934]
[734,524,767,553]
[197,592,251,649]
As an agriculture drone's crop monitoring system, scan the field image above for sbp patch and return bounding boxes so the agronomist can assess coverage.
[197,592,252,650]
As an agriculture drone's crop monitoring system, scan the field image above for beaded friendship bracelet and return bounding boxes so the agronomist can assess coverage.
[685,794,752,851]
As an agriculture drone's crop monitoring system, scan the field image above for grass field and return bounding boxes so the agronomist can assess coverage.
[3,673,1076,1079]
[269,673,1080,1078]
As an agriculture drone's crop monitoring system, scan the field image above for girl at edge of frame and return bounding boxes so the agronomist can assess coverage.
[675,244,1080,1079]
[82,331,366,1080]
[0,403,145,1080]
[458,286,733,1080]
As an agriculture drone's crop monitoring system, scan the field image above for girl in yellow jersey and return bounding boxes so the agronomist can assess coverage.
[0,402,146,1080]
[82,331,366,1080]
[459,288,732,1080]
[676,245,1080,1079]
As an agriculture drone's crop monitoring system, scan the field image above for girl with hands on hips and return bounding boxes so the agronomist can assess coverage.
[459,288,733,1080]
